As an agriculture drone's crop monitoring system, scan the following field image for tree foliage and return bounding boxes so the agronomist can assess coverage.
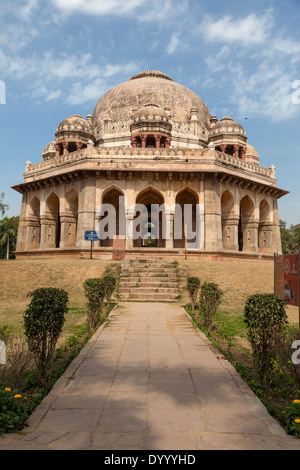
[23,288,68,384]
[186,277,201,310]
[280,220,300,254]
[199,282,223,329]
[83,278,107,329]
[244,293,288,384]
[0,193,8,218]
[0,216,19,259]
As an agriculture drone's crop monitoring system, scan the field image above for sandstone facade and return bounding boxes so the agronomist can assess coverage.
[12,70,288,260]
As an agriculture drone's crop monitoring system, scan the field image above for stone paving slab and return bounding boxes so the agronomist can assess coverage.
[1,302,300,450]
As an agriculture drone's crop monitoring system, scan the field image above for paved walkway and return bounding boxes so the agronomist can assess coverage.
[1,302,300,450]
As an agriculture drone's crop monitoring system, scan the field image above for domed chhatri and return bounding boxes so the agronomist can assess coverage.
[12,70,288,260]
[53,114,93,157]
[209,116,248,160]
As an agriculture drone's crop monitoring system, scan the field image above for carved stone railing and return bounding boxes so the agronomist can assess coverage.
[24,146,276,180]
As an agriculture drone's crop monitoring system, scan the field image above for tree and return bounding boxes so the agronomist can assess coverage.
[0,193,8,217]
[280,220,300,254]
[0,217,18,260]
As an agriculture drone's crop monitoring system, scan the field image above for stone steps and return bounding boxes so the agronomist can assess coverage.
[118,259,181,302]
[119,281,179,288]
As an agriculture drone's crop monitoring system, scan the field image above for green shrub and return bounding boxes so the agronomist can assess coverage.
[244,293,287,384]
[23,288,68,384]
[102,274,116,303]
[0,385,43,434]
[199,282,223,329]
[280,400,300,438]
[186,277,201,310]
[83,278,106,329]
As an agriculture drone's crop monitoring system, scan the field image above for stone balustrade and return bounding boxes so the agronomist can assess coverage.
[24,146,276,181]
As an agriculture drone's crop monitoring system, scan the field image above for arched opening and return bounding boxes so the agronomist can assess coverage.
[63,189,78,247]
[259,199,272,252]
[239,195,255,252]
[99,187,126,247]
[221,190,237,250]
[174,189,198,249]
[134,188,165,248]
[46,193,60,248]
[28,196,41,248]
[133,134,170,149]
[30,196,40,218]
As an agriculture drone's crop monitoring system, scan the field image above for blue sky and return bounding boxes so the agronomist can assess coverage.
[0,0,299,226]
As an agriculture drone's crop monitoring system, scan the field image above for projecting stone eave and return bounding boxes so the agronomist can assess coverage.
[11,146,288,200]
[11,169,289,201]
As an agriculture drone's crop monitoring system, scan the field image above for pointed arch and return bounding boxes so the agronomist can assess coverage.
[239,195,256,252]
[221,190,234,218]
[259,199,272,251]
[45,192,60,248]
[134,187,165,248]
[174,188,198,249]
[99,186,126,247]
[65,188,78,215]
[240,194,254,222]
[27,196,41,248]
[29,195,40,218]
[221,190,237,250]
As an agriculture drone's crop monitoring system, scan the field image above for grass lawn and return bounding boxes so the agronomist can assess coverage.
[178,258,299,346]
[0,258,118,342]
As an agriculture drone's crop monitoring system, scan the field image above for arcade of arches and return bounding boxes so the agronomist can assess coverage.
[16,171,282,258]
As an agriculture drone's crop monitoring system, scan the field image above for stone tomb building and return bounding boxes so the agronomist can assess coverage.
[13,70,287,260]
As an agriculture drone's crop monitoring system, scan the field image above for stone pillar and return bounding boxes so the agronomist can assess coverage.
[76,176,96,249]
[240,147,246,161]
[222,216,239,251]
[165,209,174,249]
[126,209,135,249]
[220,144,227,153]
[40,216,57,249]
[76,142,83,151]
[60,213,77,248]
[15,192,28,252]
[258,223,273,253]
[26,217,41,250]
[130,137,137,148]
[165,137,171,149]
[242,221,259,252]
[234,145,240,159]
[272,197,282,255]
[62,142,69,155]
[155,134,161,149]
[55,143,61,157]
[204,175,223,252]
[141,135,147,149]
[199,175,205,250]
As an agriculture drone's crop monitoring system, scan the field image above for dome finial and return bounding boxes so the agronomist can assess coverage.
[129,70,173,81]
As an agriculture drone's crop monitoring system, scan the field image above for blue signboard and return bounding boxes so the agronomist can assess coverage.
[84,231,99,241]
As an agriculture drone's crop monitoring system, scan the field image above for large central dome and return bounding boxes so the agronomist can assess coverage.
[92,70,211,147]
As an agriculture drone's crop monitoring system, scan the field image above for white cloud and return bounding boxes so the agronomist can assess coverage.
[66,79,106,105]
[200,10,273,46]
[213,60,299,122]
[18,0,39,20]
[167,33,181,55]
[50,0,147,16]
